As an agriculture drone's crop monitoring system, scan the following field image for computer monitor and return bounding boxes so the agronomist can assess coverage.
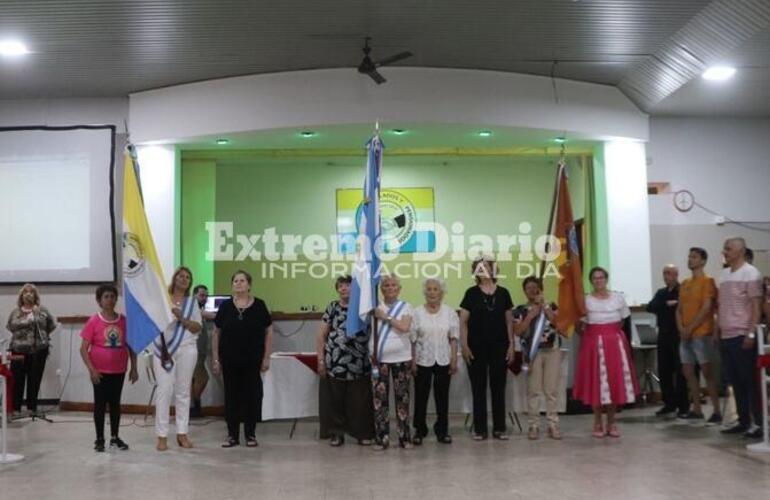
[204,295,230,313]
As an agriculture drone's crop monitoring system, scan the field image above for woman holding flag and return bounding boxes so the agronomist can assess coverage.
[513,277,563,440]
[153,266,201,451]
[573,266,639,438]
[370,275,414,450]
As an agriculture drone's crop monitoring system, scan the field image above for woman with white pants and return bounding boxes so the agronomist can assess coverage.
[153,266,202,451]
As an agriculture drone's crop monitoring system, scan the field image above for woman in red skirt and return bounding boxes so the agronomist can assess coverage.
[573,267,639,438]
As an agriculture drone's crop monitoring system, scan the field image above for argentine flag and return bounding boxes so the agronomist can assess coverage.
[346,136,383,337]
[122,151,173,352]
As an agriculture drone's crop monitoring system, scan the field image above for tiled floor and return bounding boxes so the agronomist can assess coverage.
[1,407,769,500]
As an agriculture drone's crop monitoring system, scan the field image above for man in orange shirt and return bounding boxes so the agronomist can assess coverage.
[676,247,721,425]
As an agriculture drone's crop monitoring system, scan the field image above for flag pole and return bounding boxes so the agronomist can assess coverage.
[371,124,381,376]
[541,147,565,281]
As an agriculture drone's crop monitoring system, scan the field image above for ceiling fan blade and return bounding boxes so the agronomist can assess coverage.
[376,51,413,67]
[368,69,387,84]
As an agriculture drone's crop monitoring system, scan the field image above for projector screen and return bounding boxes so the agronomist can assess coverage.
[0,126,117,284]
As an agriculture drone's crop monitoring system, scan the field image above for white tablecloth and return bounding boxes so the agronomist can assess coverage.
[261,351,568,421]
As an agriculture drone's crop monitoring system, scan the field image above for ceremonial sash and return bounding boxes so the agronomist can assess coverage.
[154,297,195,369]
[377,301,406,358]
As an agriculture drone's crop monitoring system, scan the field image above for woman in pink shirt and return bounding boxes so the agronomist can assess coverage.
[79,285,138,452]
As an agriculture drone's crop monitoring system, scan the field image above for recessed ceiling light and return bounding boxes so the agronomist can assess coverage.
[300,131,316,138]
[554,137,566,144]
[216,138,229,145]
[391,129,407,135]
[478,130,492,137]
[702,66,736,81]
[0,40,29,57]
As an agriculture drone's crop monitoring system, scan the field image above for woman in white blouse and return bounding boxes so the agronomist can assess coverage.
[370,275,414,450]
[411,278,459,445]
[153,266,202,451]
[573,267,639,438]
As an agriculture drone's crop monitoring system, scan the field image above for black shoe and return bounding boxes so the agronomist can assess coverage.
[94,439,105,452]
[679,411,704,422]
[706,413,723,426]
[245,436,259,447]
[655,406,677,417]
[189,405,203,419]
[744,427,763,439]
[412,436,423,446]
[330,435,345,447]
[492,431,510,440]
[110,437,129,451]
[676,411,690,419]
[221,436,239,448]
[437,435,452,444]
[721,424,749,435]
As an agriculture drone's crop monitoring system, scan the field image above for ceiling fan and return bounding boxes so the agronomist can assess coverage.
[357,37,413,84]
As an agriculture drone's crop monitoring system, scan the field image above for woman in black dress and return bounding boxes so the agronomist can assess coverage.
[212,270,273,447]
[459,257,515,440]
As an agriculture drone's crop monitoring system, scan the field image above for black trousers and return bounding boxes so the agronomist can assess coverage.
[222,361,262,441]
[93,373,125,440]
[657,332,689,413]
[413,363,451,438]
[319,376,375,440]
[467,343,508,435]
[721,337,762,428]
[10,348,48,412]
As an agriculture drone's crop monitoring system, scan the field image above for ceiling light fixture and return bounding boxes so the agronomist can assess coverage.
[0,40,29,57]
[478,130,492,137]
[554,137,566,144]
[702,66,736,81]
[216,138,230,145]
[391,129,407,135]
[300,131,316,138]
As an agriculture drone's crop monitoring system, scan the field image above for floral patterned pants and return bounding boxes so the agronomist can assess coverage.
[372,361,412,443]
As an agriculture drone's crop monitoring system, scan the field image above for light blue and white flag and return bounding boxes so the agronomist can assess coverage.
[346,135,383,337]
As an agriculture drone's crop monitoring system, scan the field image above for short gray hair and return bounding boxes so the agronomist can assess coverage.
[422,278,447,295]
[725,236,747,249]
[380,274,401,287]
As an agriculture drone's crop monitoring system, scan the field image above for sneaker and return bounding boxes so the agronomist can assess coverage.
[744,426,763,439]
[94,439,105,452]
[655,406,677,417]
[706,413,723,426]
[528,426,539,440]
[676,411,690,419]
[721,424,749,435]
[680,411,704,422]
[110,437,129,451]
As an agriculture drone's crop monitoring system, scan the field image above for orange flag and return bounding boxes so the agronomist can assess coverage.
[551,162,586,335]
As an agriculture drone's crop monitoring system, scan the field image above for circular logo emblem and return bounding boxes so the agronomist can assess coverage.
[122,232,146,278]
[379,190,417,251]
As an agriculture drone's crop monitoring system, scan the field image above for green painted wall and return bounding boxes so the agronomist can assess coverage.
[180,160,217,291]
[181,154,589,311]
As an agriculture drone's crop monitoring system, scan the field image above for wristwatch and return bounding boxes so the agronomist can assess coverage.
[386,315,393,322]
[747,332,756,340]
